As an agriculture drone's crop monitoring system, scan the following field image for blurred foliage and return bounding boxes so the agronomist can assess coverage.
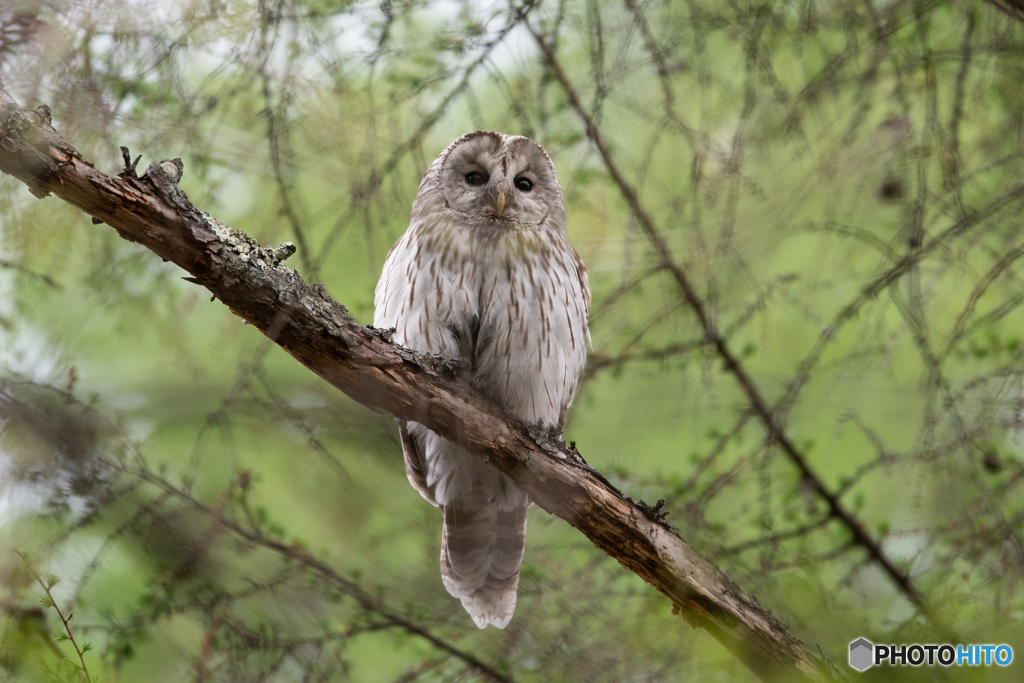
[2,0,1024,681]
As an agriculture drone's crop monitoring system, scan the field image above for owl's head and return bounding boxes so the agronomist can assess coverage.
[433,130,564,229]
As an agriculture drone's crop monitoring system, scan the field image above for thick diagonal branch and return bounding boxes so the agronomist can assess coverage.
[0,85,837,682]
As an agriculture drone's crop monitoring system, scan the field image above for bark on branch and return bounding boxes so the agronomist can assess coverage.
[0,84,839,682]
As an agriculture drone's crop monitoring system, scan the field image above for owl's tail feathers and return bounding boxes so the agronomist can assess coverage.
[440,494,529,629]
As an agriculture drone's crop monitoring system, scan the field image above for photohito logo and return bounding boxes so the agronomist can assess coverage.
[849,638,1013,671]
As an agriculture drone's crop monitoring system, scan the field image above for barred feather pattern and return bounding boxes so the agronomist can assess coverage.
[374,131,590,628]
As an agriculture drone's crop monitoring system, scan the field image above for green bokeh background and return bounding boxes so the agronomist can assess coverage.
[2,0,1024,680]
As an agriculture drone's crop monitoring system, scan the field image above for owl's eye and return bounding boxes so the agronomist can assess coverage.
[465,171,488,186]
[514,177,533,193]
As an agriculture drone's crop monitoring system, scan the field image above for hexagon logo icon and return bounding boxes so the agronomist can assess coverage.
[849,638,874,671]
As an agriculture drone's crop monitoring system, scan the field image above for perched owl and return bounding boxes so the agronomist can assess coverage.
[374,131,591,628]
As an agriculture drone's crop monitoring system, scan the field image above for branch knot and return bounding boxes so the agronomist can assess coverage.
[143,157,191,210]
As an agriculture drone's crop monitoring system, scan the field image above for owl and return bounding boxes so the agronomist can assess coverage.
[374,131,591,628]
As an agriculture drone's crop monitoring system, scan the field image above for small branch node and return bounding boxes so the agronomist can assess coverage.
[33,104,51,126]
[142,157,191,210]
[273,242,297,262]
[118,145,141,179]
[632,496,677,531]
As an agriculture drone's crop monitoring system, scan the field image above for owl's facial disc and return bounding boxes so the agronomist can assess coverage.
[438,132,562,228]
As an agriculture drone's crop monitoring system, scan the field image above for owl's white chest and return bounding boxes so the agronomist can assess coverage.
[374,219,589,428]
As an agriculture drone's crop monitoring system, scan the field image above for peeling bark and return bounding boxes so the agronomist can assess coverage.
[0,85,840,682]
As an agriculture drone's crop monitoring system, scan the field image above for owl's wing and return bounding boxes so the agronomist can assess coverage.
[553,243,592,429]
[398,421,438,507]
[375,227,479,508]
[574,245,592,314]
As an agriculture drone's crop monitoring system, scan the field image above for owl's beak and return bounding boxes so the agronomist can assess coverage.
[495,190,506,217]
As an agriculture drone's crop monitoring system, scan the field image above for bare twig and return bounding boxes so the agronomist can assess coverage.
[0,257,61,289]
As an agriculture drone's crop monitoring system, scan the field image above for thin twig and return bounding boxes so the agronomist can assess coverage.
[0,258,61,289]
[22,560,94,683]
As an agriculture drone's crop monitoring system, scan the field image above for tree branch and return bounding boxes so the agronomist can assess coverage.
[0,84,837,682]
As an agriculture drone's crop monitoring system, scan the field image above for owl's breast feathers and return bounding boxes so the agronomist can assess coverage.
[375,218,590,429]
